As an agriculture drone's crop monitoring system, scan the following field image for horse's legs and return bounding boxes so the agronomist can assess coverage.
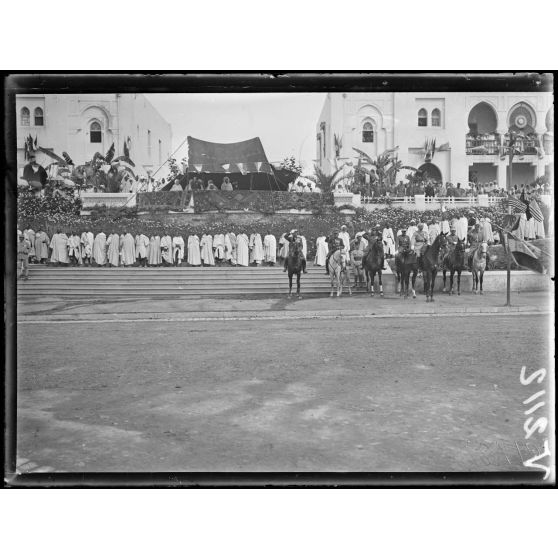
[472,270,477,294]
[449,269,454,295]
[443,269,447,292]
[370,270,375,297]
[457,270,461,295]
[346,272,352,296]
[411,269,417,298]
[288,272,293,297]
[378,270,383,297]
[424,271,430,302]
[479,270,484,295]
[296,271,301,298]
[430,270,437,302]
[330,273,334,297]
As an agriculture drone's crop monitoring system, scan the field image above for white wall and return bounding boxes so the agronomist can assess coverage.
[16,94,172,179]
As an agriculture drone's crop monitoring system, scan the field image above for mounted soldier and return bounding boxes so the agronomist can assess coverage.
[283,229,307,274]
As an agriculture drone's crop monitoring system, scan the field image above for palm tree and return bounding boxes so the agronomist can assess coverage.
[306,164,350,192]
[353,146,416,190]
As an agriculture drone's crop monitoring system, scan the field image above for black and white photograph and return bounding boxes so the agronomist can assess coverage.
[4,73,555,486]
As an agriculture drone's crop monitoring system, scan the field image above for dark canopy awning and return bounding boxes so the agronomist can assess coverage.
[160,136,298,191]
[187,136,273,175]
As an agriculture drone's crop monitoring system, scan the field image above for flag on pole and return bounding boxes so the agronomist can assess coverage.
[37,146,67,165]
[527,198,543,223]
[501,192,527,213]
[62,151,74,165]
[507,235,544,273]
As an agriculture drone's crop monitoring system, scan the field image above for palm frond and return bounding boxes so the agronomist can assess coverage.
[352,147,375,166]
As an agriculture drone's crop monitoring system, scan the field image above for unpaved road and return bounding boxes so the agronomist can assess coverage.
[15,314,551,473]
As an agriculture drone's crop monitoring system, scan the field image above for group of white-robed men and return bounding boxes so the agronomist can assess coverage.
[18,228,285,268]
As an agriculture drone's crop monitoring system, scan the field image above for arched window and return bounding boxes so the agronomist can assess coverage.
[21,107,30,126]
[431,108,441,127]
[362,121,374,142]
[418,108,427,127]
[34,107,44,126]
[90,121,102,143]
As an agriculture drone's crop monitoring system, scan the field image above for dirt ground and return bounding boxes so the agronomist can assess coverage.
[14,312,552,473]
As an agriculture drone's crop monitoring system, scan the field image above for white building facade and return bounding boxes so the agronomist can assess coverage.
[16,93,172,178]
[316,92,553,188]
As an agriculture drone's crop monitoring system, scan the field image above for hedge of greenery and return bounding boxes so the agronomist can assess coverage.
[137,190,334,213]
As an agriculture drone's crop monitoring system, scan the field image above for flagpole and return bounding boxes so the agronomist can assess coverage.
[506,146,513,307]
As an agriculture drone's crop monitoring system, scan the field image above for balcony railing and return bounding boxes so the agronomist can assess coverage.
[466,134,544,156]
[466,135,499,155]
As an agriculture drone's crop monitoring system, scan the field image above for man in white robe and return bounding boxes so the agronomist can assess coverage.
[120,231,136,266]
[34,229,50,263]
[428,221,441,246]
[160,233,173,266]
[338,225,350,254]
[382,226,396,258]
[224,232,237,265]
[187,235,201,266]
[172,235,185,266]
[236,233,249,266]
[440,215,451,235]
[479,218,494,244]
[456,214,469,241]
[49,230,69,265]
[106,233,120,267]
[67,233,82,266]
[278,233,289,262]
[249,233,264,265]
[263,233,277,265]
[93,232,106,266]
[24,228,36,262]
[148,235,162,266]
[135,233,150,267]
[81,230,94,266]
[213,233,226,263]
[405,220,418,240]
[200,234,215,266]
[314,235,328,266]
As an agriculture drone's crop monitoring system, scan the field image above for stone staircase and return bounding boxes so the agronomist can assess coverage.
[17,264,365,299]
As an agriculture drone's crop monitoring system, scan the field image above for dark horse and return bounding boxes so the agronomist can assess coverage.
[286,239,305,298]
[421,233,448,302]
[362,238,385,297]
[442,238,466,295]
[395,247,418,299]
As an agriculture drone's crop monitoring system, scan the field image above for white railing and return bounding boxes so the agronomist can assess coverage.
[360,194,505,207]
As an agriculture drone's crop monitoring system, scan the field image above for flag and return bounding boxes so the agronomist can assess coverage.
[105,142,115,164]
[123,140,130,158]
[37,146,66,165]
[34,136,38,149]
[502,193,527,213]
[502,213,520,232]
[112,155,135,167]
[62,151,74,165]
[527,198,543,223]
[507,235,544,273]
[221,163,231,172]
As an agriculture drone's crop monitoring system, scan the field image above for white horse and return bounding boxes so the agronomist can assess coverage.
[329,249,352,297]
[471,241,488,295]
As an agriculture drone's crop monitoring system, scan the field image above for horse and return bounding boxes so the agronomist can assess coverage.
[362,237,385,297]
[421,233,448,302]
[395,247,418,299]
[471,241,488,295]
[286,239,305,299]
[329,249,352,297]
[442,238,466,295]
